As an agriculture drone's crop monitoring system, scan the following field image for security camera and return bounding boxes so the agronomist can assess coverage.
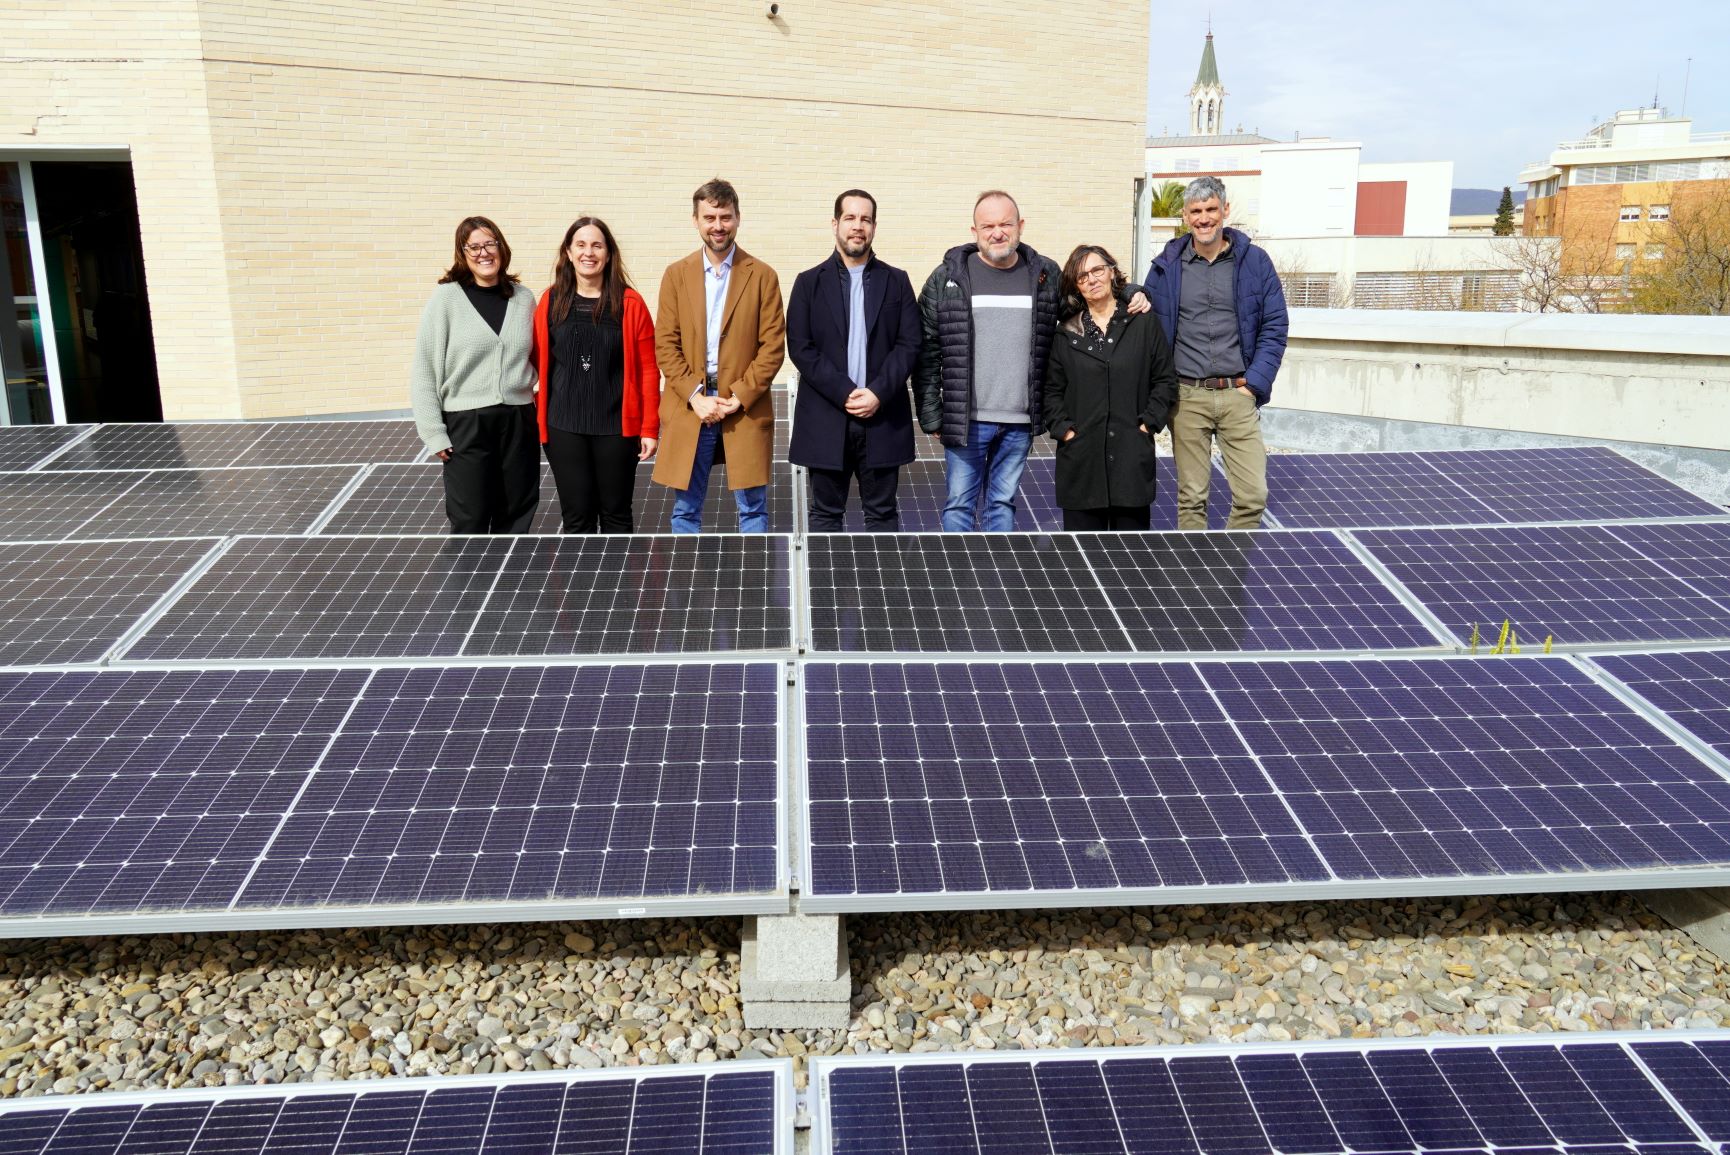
[765,2,779,16]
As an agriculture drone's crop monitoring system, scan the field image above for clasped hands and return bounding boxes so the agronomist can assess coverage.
[691,392,742,425]
[844,388,880,419]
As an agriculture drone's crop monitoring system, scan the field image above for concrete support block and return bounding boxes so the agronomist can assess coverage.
[1642,887,1730,964]
[740,913,851,1030]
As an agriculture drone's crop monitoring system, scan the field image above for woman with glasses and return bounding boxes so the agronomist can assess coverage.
[409,216,541,533]
[1043,244,1178,530]
[531,217,658,533]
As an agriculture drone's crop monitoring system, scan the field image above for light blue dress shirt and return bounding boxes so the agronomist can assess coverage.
[704,246,735,377]
[846,263,867,390]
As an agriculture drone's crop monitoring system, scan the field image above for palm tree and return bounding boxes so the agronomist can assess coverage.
[1151,180,1188,234]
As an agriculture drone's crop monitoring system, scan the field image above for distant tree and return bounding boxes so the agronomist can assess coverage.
[1150,180,1187,219]
[1492,187,1516,236]
[1626,184,1730,315]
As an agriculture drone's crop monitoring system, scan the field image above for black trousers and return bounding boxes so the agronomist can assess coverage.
[544,427,640,534]
[808,420,901,531]
[442,403,540,534]
[1062,505,1152,531]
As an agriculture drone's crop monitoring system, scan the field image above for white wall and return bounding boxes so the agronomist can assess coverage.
[1259,141,1361,236]
[1359,160,1454,235]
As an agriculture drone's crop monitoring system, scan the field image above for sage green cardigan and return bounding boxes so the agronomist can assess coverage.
[409,280,538,455]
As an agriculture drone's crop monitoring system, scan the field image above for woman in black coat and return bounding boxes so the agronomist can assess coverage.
[1044,244,1179,530]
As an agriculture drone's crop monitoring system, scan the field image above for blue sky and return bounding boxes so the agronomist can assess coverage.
[1146,2,1730,188]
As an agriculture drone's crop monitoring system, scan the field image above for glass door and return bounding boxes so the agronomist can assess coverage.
[1,161,62,425]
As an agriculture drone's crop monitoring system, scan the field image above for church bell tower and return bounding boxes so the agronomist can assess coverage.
[1188,29,1225,136]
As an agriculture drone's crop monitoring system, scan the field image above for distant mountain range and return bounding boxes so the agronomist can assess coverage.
[1451,188,1527,215]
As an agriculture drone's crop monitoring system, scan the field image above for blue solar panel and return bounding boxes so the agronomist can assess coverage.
[0,1065,789,1155]
[1264,451,1504,528]
[0,668,367,916]
[1432,446,1724,522]
[1593,649,1730,762]
[811,1037,1726,1155]
[240,663,780,911]
[1079,530,1443,652]
[1357,524,1730,646]
[801,656,1730,910]
[1611,521,1730,600]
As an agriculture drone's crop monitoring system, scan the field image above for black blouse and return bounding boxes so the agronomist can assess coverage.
[547,295,626,436]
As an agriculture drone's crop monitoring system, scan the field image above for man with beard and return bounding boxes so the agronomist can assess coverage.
[653,178,786,531]
[786,189,920,531]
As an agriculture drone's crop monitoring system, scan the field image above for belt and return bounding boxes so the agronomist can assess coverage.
[1179,376,1244,390]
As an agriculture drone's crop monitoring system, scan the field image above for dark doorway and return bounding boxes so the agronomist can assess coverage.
[31,161,162,423]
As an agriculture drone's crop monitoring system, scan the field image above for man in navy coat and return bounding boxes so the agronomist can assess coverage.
[786,189,920,530]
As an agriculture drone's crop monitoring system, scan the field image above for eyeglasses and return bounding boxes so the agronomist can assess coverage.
[1075,265,1114,284]
[464,241,500,256]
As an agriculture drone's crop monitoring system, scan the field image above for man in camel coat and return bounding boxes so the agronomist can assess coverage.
[652,177,786,532]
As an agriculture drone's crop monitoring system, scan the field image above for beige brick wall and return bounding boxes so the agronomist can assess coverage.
[5,1,1149,419]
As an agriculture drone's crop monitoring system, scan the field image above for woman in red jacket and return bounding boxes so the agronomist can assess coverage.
[533,216,659,533]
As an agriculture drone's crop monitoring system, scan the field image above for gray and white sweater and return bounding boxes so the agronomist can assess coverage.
[409,280,539,455]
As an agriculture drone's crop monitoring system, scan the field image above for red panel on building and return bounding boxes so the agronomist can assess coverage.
[1355,181,1407,236]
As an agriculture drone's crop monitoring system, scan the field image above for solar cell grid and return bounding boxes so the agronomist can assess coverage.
[121,535,513,661]
[0,470,141,542]
[0,424,91,472]
[810,1035,1729,1155]
[230,420,426,467]
[0,667,368,917]
[466,535,792,656]
[0,1065,791,1155]
[86,466,362,539]
[1433,446,1725,522]
[1263,451,1502,528]
[46,423,273,471]
[1357,524,1730,647]
[0,538,219,666]
[1079,530,1444,652]
[806,534,1134,653]
[1592,650,1730,764]
[1612,521,1730,601]
[238,662,781,911]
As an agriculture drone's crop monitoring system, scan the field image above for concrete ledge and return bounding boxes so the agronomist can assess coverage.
[1289,308,1730,358]
[1641,887,1730,964]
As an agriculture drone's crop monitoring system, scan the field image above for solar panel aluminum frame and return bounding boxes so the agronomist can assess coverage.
[1577,649,1730,777]
[301,461,379,534]
[0,1058,798,1155]
[18,424,96,472]
[0,661,792,939]
[1334,529,1471,650]
[794,653,1730,916]
[804,1027,1730,1155]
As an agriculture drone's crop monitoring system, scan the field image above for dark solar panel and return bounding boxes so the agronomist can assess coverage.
[633,463,798,534]
[239,663,781,911]
[0,425,91,472]
[0,538,218,666]
[84,466,362,538]
[1593,649,1730,762]
[1357,524,1730,646]
[1433,446,1725,522]
[230,420,427,467]
[812,1037,1724,1155]
[1206,655,1730,883]
[45,423,274,471]
[802,661,1329,902]
[1612,520,1730,601]
[120,535,513,661]
[0,667,366,916]
[465,535,792,656]
[806,535,1135,653]
[1080,531,1443,652]
[0,1065,787,1155]
[0,470,141,541]
[1264,451,1503,528]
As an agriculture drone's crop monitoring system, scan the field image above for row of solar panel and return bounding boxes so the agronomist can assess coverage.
[1,1034,1727,1155]
[3,650,1729,931]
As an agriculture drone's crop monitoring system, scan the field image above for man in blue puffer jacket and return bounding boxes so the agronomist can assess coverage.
[1143,176,1288,529]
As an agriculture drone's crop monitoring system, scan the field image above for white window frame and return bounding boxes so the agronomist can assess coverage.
[1648,204,1671,221]
[3,160,68,425]
[1618,205,1642,222]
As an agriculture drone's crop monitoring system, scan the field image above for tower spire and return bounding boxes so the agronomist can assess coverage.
[1188,26,1225,135]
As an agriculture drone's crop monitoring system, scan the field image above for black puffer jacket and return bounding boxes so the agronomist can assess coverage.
[914,243,1060,447]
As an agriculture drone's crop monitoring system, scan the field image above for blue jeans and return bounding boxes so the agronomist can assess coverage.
[942,420,1031,532]
[670,411,768,533]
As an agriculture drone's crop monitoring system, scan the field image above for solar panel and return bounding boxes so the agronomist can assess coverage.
[1080,531,1445,652]
[1433,445,1725,522]
[800,656,1730,911]
[1612,519,1730,600]
[0,538,219,666]
[230,420,427,467]
[0,424,91,471]
[806,535,1135,653]
[45,423,274,471]
[0,1063,792,1155]
[0,667,367,917]
[809,1034,1728,1155]
[239,663,783,915]
[0,470,141,541]
[120,535,514,661]
[465,535,793,656]
[1357,524,1730,646]
[1264,450,1503,528]
[1593,649,1730,763]
[634,463,798,534]
[84,466,363,538]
